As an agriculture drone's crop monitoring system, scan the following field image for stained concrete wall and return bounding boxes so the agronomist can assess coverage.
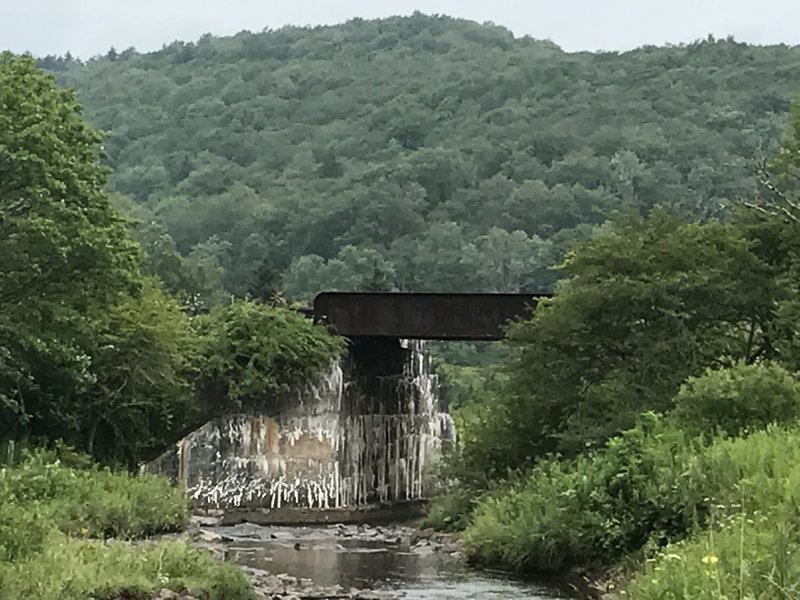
[146,339,454,513]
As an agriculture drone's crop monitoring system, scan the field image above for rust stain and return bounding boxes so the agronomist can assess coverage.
[266,418,280,454]
[249,415,261,455]
[283,435,334,461]
[146,340,455,511]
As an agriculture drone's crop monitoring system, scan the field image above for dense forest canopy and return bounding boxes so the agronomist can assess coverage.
[39,14,800,306]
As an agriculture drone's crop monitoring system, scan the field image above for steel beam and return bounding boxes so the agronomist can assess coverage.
[313,292,549,340]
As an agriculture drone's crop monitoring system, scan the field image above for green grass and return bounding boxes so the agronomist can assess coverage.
[463,413,706,571]
[460,423,800,598]
[0,536,256,600]
[624,429,800,599]
[420,490,477,532]
[0,447,255,599]
[0,447,189,538]
[429,362,800,593]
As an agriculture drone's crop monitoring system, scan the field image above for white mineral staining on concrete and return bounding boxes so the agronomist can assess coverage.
[148,340,455,510]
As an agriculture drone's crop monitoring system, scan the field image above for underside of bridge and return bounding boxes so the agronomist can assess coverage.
[313,292,550,340]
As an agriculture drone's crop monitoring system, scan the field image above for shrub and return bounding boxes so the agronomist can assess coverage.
[463,413,706,571]
[626,429,800,599]
[626,511,800,600]
[0,537,256,600]
[0,449,188,538]
[0,502,55,562]
[193,300,345,408]
[0,449,255,599]
[672,361,800,437]
[463,416,800,574]
[420,489,477,532]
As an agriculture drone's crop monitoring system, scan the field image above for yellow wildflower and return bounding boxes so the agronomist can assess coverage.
[701,555,719,565]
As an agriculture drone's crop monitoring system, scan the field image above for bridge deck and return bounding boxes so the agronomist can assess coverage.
[313,292,549,340]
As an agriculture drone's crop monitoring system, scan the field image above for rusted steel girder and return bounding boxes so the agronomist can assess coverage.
[313,292,550,341]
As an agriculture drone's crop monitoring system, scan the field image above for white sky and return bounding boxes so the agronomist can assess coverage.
[2,0,800,58]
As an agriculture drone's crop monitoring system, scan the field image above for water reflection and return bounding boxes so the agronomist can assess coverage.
[220,525,573,600]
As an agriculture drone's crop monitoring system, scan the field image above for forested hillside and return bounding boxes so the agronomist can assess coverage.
[43,13,800,305]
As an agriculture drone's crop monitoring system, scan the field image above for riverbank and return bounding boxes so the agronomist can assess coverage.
[0,449,254,600]
[430,411,800,599]
[183,518,571,600]
[188,518,463,598]
[0,447,571,599]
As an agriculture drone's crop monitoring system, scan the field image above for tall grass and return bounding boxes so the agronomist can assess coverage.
[452,362,800,589]
[463,420,800,573]
[0,448,254,599]
[464,413,707,571]
[625,429,800,599]
[0,536,256,600]
[0,447,188,538]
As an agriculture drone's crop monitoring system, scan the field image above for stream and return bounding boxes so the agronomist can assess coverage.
[192,520,576,599]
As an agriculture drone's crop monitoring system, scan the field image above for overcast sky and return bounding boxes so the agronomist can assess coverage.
[3,0,800,58]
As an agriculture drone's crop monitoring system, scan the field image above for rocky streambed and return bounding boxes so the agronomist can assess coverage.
[184,517,575,600]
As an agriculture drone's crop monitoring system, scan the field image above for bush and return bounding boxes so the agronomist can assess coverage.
[0,449,188,538]
[0,502,54,562]
[0,449,255,599]
[463,415,800,574]
[0,537,255,600]
[463,414,705,571]
[626,511,800,600]
[672,361,800,436]
[193,300,345,408]
[625,428,800,599]
[420,489,477,532]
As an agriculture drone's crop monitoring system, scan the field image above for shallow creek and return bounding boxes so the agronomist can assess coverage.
[192,520,576,599]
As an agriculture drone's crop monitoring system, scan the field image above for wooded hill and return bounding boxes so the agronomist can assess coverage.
[43,13,800,305]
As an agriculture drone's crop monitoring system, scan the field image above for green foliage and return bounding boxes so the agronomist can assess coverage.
[463,417,800,578]
[0,449,188,538]
[0,537,255,600]
[463,414,697,571]
[435,363,497,411]
[82,281,195,463]
[673,362,800,437]
[193,300,345,408]
[429,82,800,592]
[283,245,397,302]
[0,53,142,443]
[0,503,54,562]
[41,16,800,300]
[0,450,253,600]
[626,429,800,599]
[125,216,229,310]
[420,489,478,533]
[457,212,786,480]
[767,100,800,187]
[0,54,199,465]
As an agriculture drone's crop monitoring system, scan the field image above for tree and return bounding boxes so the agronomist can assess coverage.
[747,100,800,223]
[461,211,786,477]
[0,55,197,466]
[79,282,193,463]
[282,246,396,301]
[672,362,800,437]
[0,53,141,440]
[465,227,555,292]
[45,18,799,298]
